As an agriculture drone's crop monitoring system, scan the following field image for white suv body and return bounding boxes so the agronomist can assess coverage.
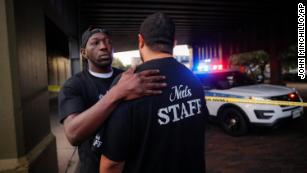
[195,70,304,136]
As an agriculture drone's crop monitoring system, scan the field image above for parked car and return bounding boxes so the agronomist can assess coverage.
[195,69,304,136]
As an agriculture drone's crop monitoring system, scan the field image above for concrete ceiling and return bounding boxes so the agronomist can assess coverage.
[79,0,294,51]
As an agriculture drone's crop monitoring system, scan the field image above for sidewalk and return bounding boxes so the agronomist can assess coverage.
[49,97,79,173]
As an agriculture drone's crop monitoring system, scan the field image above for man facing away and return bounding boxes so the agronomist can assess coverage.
[94,12,208,173]
[59,26,166,173]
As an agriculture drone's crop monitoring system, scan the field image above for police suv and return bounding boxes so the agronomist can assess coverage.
[194,65,304,136]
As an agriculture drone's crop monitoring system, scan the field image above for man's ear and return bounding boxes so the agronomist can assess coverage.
[138,34,145,49]
[80,48,87,59]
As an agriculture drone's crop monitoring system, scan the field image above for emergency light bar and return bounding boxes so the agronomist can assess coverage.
[196,61,223,72]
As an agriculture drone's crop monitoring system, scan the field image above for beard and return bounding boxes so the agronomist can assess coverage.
[91,54,113,69]
[94,59,112,68]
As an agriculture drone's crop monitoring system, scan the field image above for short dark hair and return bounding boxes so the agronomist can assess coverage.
[139,12,175,54]
[81,26,110,48]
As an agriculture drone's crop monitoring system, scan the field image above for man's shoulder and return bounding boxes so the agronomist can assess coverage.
[135,57,179,71]
[109,67,123,86]
[135,58,171,70]
[62,71,88,88]
[112,67,124,74]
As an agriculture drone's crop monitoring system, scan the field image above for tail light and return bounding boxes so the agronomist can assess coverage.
[288,92,299,102]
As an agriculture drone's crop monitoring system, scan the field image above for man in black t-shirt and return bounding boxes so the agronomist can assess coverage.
[59,26,166,173]
[96,12,208,173]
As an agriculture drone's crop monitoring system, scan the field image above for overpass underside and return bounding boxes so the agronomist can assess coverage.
[80,0,296,83]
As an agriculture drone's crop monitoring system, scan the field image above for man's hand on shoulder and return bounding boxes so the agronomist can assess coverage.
[115,67,167,100]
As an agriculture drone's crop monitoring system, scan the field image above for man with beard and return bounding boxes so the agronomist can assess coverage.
[95,12,207,173]
[59,26,166,173]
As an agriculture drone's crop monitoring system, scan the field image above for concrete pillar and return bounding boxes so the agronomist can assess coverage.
[198,46,202,60]
[197,46,201,60]
[218,41,223,61]
[188,45,193,69]
[68,38,81,75]
[235,37,241,54]
[221,36,230,65]
[209,45,212,59]
[229,41,234,56]
[249,25,257,51]
[205,44,209,59]
[246,28,253,52]
[211,43,215,59]
[192,45,200,71]
[241,29,247,52]
[268,23,282,84]
[233,31,241,54]
[0,0,58,172]
[0,1,23,172]
[201,46,205,60]
[213,43,218,59]
[210,44,213,59]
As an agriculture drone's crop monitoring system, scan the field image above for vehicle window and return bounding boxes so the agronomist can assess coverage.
[196,71,256,90]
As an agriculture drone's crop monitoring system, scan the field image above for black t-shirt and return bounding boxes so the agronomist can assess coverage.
[58,68,123,173]
[93,58,207,173]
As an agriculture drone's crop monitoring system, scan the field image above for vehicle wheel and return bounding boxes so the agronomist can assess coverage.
[219,107,249,136]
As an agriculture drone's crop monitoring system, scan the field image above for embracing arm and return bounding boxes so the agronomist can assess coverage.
[63,85,122,146]
[63,68,166,146]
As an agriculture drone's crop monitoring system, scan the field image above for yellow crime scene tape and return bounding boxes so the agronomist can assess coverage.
[48,85,61,92]
[48,85,307,107]
[205,96,307,107]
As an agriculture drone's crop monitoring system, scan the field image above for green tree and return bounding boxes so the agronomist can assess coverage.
[230,50,269,83]
[281,44,297,73]
[112,58,127,70]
